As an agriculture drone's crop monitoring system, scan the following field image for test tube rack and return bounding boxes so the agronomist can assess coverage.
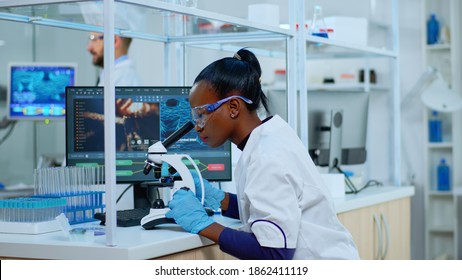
[33,166,106,225]
[0,197,67,234]
[36,191,105,225]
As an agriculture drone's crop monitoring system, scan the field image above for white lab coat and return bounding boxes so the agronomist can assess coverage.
[234,115,359,260]
[97,58,141,86]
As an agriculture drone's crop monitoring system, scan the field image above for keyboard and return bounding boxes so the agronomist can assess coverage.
[94,208,150,227]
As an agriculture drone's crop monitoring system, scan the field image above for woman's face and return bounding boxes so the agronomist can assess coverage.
[189,81,233,148]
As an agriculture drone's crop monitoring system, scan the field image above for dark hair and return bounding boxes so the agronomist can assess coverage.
[193,48,269,112]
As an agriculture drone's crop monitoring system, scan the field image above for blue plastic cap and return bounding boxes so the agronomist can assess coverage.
[343,170,355,177]
[440,158,446,164]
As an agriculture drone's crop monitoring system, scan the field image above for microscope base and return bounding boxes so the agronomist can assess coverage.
[140,208,175,230]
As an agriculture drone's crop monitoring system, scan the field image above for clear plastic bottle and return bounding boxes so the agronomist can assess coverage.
[309,5,328,38]
[428,111,442,142]
[437,158,450,191]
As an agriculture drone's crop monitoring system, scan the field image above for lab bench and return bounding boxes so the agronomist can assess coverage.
[0,186,414,260]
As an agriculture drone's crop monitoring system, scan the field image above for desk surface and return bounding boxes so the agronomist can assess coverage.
[335,185,415,213]
[0,185,414,259]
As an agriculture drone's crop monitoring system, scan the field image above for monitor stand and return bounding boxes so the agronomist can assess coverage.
[133,183,151,209]
[328,109,343,173]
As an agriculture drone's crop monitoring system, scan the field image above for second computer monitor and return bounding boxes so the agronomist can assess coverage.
[266,89,369,167]
[65,86,232,183]
[8,63,76,120]
[307,91,369,167]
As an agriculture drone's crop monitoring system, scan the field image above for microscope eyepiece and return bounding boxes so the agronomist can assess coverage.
[161,121,194,149]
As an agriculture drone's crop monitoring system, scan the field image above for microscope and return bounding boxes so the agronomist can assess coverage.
[140,121,205,229]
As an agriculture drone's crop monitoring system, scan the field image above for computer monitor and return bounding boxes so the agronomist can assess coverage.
[265,89,369,169]
[7,63,77,120]
[307,91,369,170]
[65,86,232,207]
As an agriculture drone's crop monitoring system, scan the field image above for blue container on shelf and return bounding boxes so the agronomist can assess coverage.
[429,111,442,142]
[427,13,440,45]
[310,5,329,38]
[437,158,450,191]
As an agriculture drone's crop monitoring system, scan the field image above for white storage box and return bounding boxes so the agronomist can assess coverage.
[321,174,345,199]
[324,16,368,46]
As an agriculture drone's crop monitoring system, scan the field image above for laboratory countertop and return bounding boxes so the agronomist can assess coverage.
[334,185,415,213]
[0,185,414,260]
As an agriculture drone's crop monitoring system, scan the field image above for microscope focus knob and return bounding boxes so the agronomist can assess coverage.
[152,199,165,209]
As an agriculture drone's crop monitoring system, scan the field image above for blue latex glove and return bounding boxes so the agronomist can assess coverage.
[166,189,214,234]
[190,170,225,211]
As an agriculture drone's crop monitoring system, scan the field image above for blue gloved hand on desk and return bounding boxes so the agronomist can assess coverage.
[191,170,225,211]
[166,189,214,234]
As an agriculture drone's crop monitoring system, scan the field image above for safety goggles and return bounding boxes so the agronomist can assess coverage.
[89,34,104,42]
[191,95,253,128]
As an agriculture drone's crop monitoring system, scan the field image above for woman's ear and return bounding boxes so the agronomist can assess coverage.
[228,98,240,119]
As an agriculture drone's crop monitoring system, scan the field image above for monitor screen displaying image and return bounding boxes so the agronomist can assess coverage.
[65,86,232,184]
[7,63,77,120]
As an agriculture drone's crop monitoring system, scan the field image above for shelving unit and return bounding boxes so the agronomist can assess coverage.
[422,0,462,260]
[266,0,401,187]
[0,0,404,249]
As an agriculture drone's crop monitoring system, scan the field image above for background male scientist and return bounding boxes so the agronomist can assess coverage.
[87,32,141,86]
[80,2,143,86]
